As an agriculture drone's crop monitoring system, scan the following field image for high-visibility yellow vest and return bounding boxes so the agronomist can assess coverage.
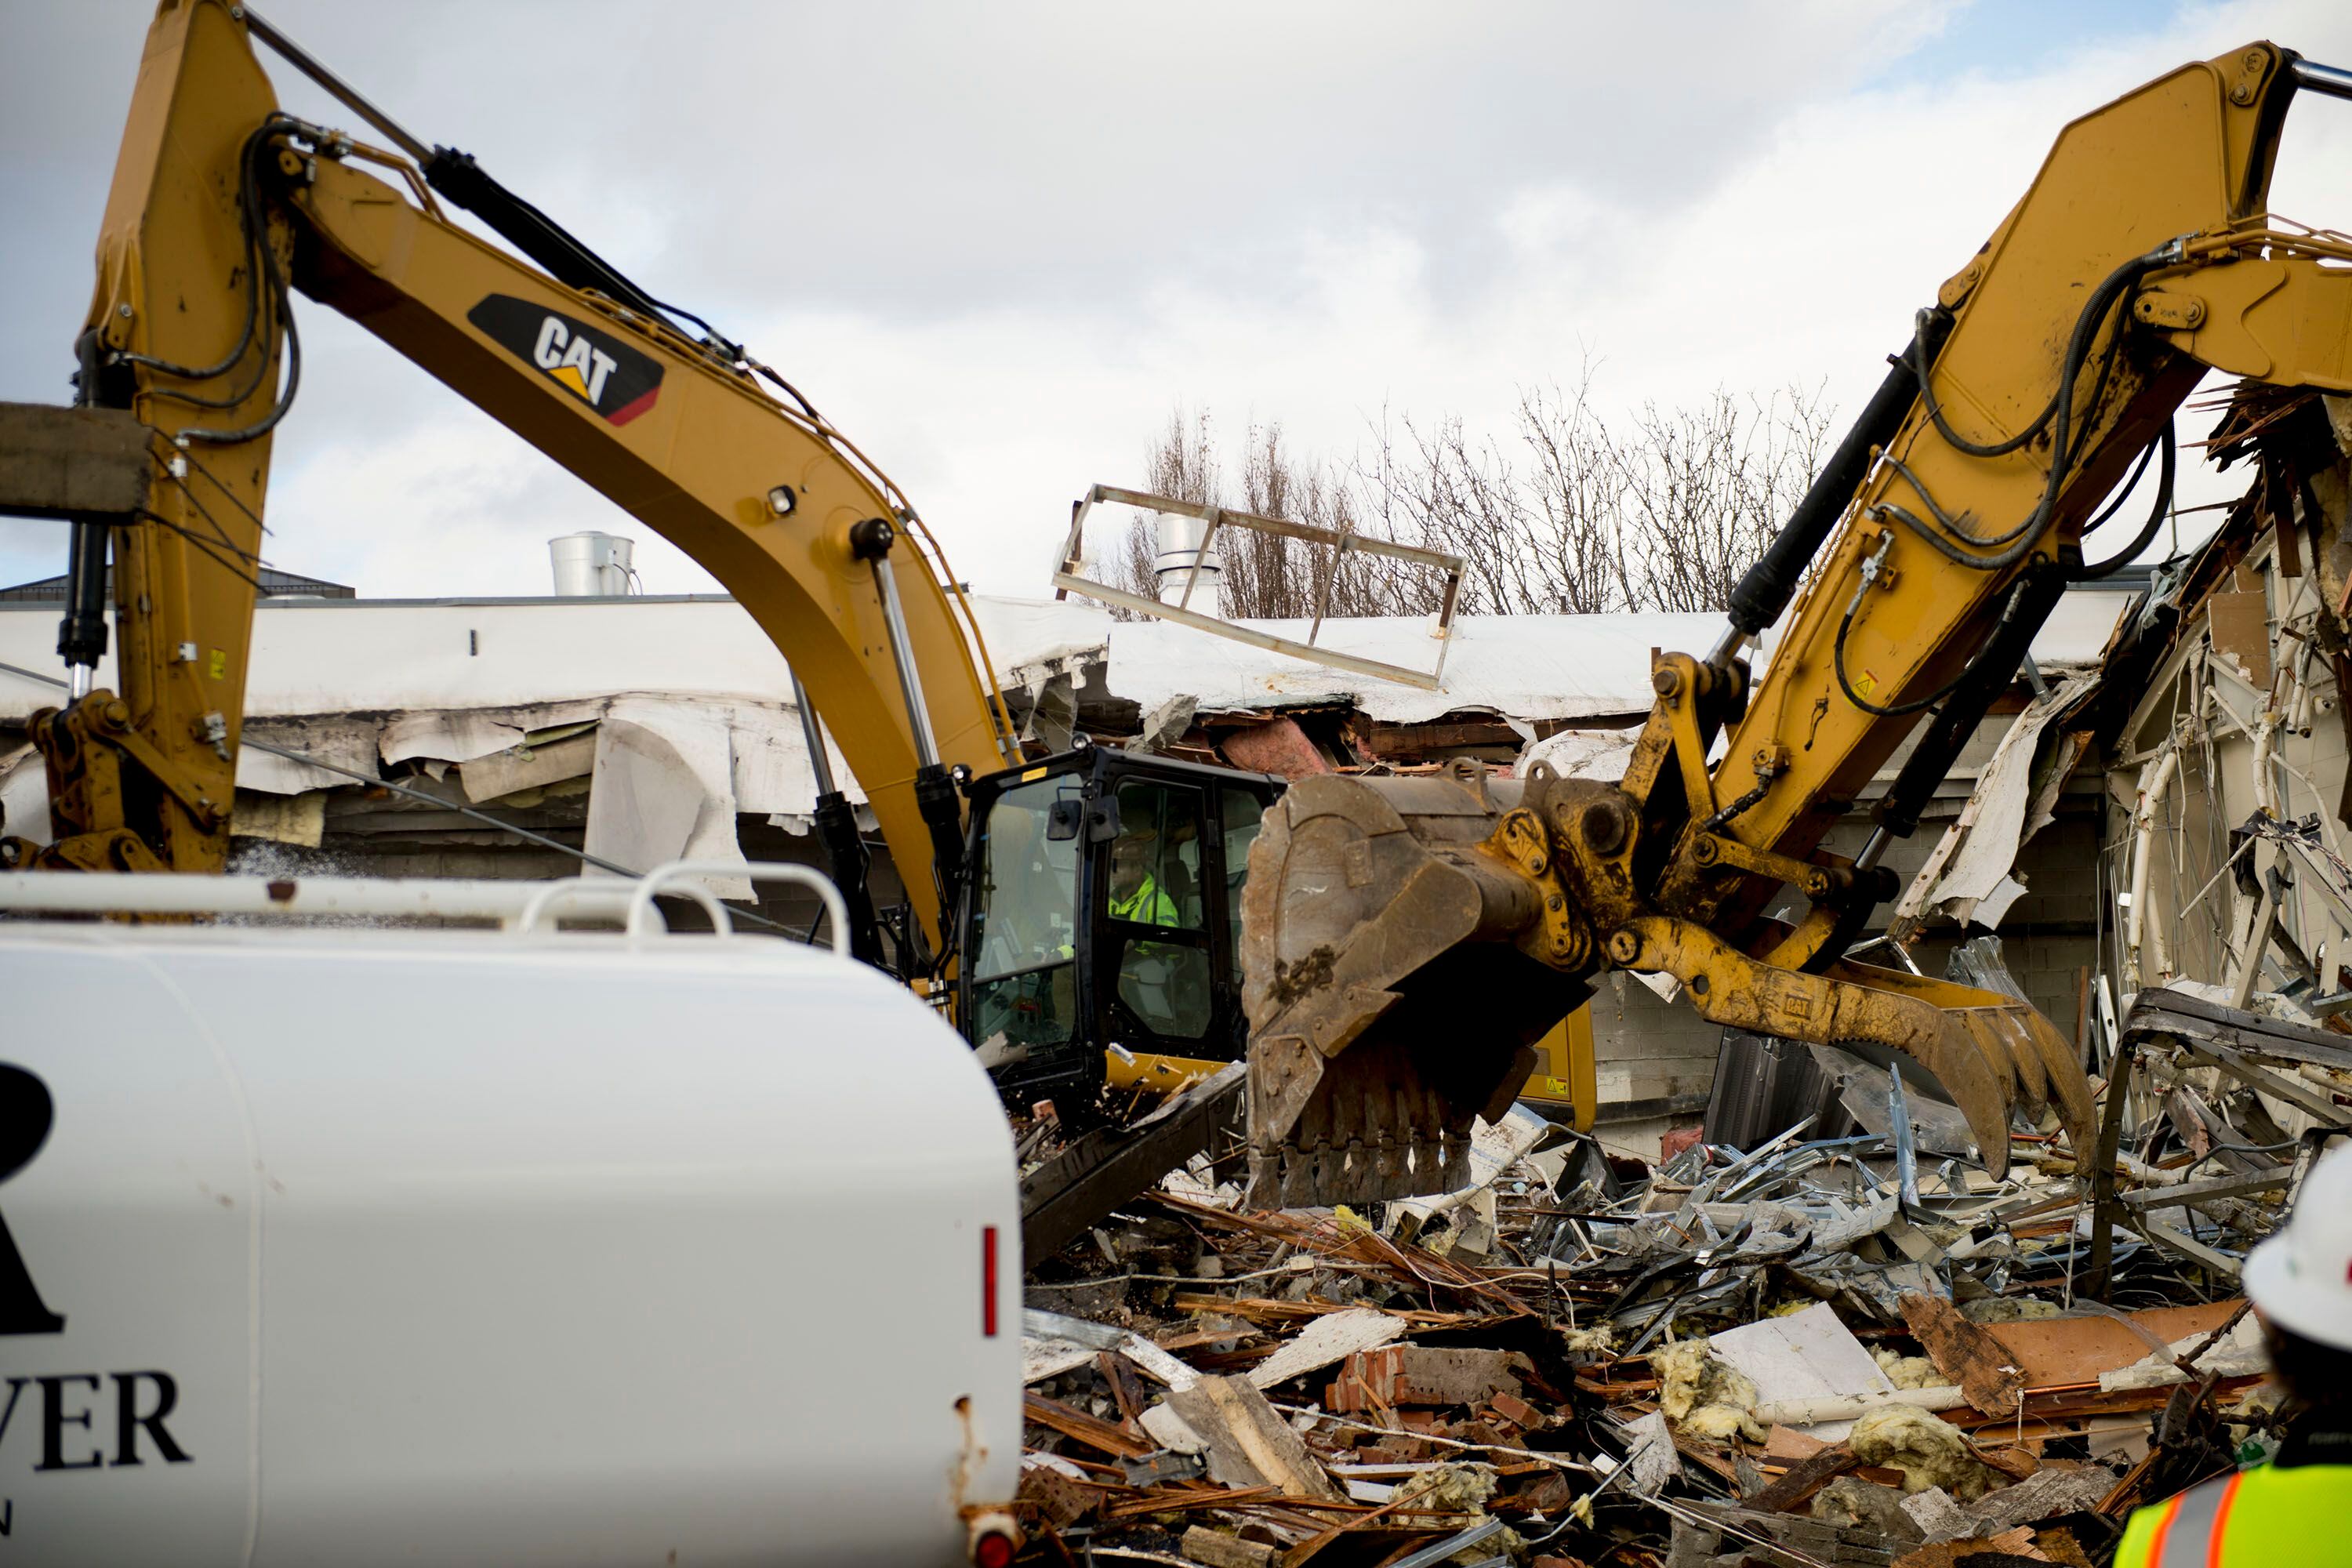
[2115,1461,2352,1566]
[1109,873,1177,927]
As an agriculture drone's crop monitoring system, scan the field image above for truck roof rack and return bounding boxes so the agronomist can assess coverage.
[0,859,848,953]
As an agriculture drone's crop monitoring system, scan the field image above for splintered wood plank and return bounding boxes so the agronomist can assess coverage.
[1024,1392,1152,1459]
[1900,1294,2024,1417]
[1744,1445,1862,1514]
[1164,1374,1346,1504]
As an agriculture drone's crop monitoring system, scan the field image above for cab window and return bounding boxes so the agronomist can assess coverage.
[1105,780,1205,931]
[969,781,1080,1052]
[1106,780,1210,1039]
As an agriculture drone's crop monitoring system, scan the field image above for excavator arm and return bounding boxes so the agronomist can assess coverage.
[1244,42,2352,1203]
[22,11,2352,1215]
[2,0,1015,960]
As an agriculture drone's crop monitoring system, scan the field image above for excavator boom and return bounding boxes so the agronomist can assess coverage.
[2,0,1014,965]
[1243,41,2352,1204]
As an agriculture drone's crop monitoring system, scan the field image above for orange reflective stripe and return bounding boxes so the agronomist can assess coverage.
[2143,1492,2183,1568]
[2203,1472,2242,1568]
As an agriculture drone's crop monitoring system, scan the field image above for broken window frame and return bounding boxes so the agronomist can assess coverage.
[1051,484,1468,691]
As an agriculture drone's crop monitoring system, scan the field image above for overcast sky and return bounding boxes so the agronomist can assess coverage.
[5,0,2352,601]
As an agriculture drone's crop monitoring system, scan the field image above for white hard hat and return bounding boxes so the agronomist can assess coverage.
[2245,1139,2352,1352]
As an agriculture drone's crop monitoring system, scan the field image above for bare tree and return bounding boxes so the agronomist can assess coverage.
[1111,374,1829,622]
[1229,423,1425,619]
[1612,386,1831,613]
[1363,372,1628,615]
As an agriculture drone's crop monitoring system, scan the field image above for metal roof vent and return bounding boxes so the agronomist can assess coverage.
[548,532,638,597]
[1152,510,1223,609]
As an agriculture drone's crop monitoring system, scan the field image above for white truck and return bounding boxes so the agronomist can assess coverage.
[0,869,1022,1566]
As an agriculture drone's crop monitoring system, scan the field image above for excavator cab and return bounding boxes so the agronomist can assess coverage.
[957,746,1282,1122]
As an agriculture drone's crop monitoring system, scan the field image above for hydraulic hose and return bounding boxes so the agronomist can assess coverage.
[1863,247,2165,575]
[2074,421,2176,579]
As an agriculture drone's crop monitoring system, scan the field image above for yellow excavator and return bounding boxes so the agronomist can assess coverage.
[9,3,2350,1210]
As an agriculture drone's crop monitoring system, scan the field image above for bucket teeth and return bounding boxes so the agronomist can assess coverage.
[1233,772,2102,1207]
[1244,1032,1489,1207]
[1238,773,1572,1209]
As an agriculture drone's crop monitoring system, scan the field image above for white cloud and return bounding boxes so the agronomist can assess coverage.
[6,1,2352,599]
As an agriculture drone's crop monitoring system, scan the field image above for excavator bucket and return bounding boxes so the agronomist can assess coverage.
[1238,772,1582,1207]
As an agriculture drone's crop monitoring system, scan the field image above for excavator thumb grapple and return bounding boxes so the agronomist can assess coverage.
[1238,38,2352,1210]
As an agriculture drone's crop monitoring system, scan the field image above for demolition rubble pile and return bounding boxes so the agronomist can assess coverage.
[1011,989,2348,1567]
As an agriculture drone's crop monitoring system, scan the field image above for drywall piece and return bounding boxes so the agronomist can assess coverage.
[1622,1410,1682,1496]
[2099,1309,2268,1392]
[1247,1307,1404,1389]
[1022,1334,1101,1385]
[1900,1486,1975,1544]
[1391,1105,1551,1225]
[1141,1401,1207,1456]
[1119,1334,1203,1392]
[583,703,749,897]
[1898,671,2095,929]
[1709,1301,1896,1442]
[1519,726,1640,780]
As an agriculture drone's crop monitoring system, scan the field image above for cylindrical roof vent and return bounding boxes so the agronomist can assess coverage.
[1152,510,1223,610]
[548,532,637,597]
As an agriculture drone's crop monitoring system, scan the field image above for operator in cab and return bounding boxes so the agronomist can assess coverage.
[1108,830,1178,926]
[2115,1141,2352,1566]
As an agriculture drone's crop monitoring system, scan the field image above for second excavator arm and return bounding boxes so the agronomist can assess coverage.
[1244,42,2352,1204]
[3,0,1018,967]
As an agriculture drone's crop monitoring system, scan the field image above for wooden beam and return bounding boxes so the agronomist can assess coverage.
[1742,1445,1860,1514]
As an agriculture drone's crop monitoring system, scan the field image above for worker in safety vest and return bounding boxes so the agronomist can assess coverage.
[1108,833,1178,926]
[2115,1140,2352,1566]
